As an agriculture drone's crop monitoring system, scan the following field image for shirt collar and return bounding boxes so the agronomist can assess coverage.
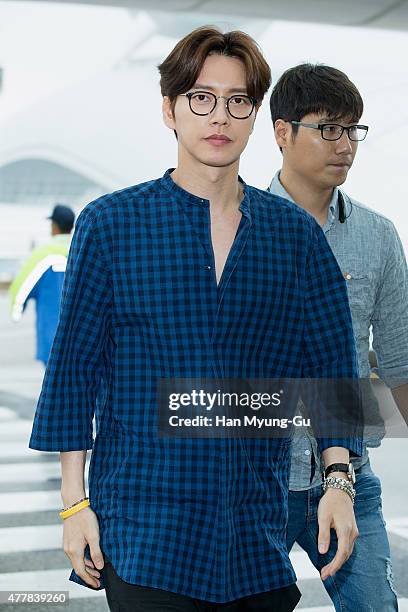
[161,168,252,221]
[268,170,340,231]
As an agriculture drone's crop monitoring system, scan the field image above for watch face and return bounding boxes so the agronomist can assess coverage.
[349,463,356,485]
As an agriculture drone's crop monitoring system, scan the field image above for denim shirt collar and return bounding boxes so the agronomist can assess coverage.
[268,170,342,233]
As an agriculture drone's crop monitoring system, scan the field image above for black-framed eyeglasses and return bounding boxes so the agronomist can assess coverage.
[290,121,369,141]
[180,91,257,120]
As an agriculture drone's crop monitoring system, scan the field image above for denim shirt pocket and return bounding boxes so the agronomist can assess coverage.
[342,268,374,338]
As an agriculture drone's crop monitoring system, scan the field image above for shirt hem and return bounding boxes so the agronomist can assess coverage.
[69,565,298,604]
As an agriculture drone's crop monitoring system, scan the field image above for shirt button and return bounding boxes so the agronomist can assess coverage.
[304,449,311,456]
[207,265,211,270]
[344,272,352,280]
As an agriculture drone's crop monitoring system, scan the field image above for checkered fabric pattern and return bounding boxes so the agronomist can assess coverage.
[29,169,362,603]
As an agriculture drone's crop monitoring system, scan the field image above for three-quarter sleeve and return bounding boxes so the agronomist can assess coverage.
[302,221,363,458]
[29,206,113,451]
[372,221,408,389]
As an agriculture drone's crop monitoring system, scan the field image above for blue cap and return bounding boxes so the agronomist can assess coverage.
[47,204,75,232]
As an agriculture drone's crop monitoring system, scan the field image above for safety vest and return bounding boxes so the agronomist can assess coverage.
[9,234,71,364]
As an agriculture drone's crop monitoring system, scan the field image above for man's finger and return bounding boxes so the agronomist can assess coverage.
[84,558,101,578]
[317,518,331,555]
[84,566,101,579]
[71,553,100,588]
[89,540,105,570]
[320,541,350,581]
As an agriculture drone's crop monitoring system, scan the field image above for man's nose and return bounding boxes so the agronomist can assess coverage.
[335,129,353,153]
[209,97,230,125]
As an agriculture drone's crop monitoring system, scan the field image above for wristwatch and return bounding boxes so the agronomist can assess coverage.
[324,462,356,485]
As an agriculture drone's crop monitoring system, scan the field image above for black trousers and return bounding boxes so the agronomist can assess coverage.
[102,555,301,612]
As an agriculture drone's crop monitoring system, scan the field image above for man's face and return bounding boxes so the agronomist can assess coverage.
[276,112,359,189]
[163,54,258,169]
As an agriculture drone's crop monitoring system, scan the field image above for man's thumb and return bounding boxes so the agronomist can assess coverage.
[89,543,104,569]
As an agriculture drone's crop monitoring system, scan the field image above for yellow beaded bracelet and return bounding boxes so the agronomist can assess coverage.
[59,498,90,520]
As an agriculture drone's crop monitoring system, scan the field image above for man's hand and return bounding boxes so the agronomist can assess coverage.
[317,485,359,581]
[62,507,104,588]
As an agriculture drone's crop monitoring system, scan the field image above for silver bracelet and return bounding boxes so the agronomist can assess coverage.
[322,476,356,504]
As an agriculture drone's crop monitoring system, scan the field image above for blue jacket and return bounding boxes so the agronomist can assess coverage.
[9,234,71,364]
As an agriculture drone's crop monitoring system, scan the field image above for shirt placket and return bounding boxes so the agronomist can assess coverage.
[210,209,252,343]
[176,193,252,353]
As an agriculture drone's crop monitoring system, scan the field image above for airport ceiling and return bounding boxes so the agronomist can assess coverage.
[17,0,408,29]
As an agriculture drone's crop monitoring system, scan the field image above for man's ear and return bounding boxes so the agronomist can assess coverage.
[274,119,289,149]
[162,96,176,131]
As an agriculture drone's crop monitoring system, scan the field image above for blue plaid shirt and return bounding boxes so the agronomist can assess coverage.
[29,169,362,603]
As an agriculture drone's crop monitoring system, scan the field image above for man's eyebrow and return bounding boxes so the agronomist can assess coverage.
[319,116,358,124]
[191,83,248,94]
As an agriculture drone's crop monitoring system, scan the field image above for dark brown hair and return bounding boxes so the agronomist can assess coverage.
[270,63,364,133]
[158,26,271,112]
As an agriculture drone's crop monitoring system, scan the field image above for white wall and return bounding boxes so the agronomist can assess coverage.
[1,5,407,253]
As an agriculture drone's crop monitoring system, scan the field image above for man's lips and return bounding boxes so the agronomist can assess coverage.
[328,162,351,168]
[204,134,232,145]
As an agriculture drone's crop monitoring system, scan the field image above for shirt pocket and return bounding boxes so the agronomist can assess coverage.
[342,268,375,329]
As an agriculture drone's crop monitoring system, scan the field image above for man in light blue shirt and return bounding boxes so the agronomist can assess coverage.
[267,63,408,611]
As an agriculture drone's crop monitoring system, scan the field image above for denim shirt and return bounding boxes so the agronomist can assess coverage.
[268,171,408,491]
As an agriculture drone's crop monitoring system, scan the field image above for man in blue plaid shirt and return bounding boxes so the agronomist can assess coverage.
[29,27,362,612]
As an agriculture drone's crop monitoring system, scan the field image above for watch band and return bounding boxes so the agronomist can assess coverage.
[324,463,350,479]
